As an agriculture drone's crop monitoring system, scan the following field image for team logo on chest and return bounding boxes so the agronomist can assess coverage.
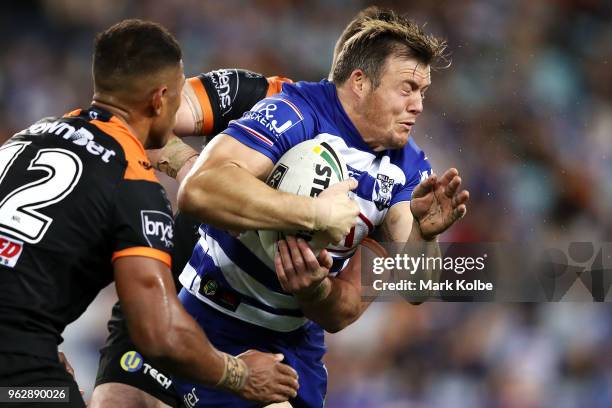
[373,174,395,210]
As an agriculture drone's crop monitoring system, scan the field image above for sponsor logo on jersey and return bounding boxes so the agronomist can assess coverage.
[26,120,116,163]
[0,234,24,268]
[120,350,143,372]
[142,363,173,389]
[245,97,304,138]
[141,210,174,249]
[119,350,172,389]
[373,174,395,210]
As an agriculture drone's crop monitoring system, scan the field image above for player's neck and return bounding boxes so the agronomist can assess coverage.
[336,85,385,152]
[91,96,150,147]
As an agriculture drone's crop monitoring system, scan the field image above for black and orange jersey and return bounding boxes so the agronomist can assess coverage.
[0,106,173,359]
[102,70,293,350]
[187,69,292,136]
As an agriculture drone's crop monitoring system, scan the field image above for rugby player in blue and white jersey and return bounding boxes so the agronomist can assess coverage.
[176,7,469,408]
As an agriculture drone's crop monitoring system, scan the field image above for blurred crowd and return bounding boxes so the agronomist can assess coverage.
[1,0,611,406]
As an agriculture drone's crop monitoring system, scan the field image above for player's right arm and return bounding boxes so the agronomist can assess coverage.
[178,133,358,243]
[114,256,299,402]
[176,87,359,242]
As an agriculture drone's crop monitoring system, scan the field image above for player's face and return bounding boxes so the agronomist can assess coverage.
[148,62,185,149]
[361,55,430,150]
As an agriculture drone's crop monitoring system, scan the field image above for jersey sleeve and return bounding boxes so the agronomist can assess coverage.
[223,91,314,163]
[390,155,433,206]
[187,69,292,136]
[111,179,174,268]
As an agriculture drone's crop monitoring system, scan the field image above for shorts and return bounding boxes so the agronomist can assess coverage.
[95,339,181,407]
[173,289,328,408]
[0,352,86,408]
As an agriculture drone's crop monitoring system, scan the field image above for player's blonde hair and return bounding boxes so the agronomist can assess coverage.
[331,7,449,87]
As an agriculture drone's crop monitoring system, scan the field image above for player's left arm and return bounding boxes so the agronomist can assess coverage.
[275,168,470,328]
[382,167,470,243]
[378,168,470,304]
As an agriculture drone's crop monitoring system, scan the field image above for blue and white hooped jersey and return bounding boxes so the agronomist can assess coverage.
[179,80,432,332]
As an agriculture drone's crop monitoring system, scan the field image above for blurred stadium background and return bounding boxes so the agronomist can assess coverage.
[1,0,612,407]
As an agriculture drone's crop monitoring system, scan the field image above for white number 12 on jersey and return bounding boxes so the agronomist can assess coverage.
[0,141,83,243]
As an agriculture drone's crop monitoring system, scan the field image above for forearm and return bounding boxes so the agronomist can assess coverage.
[406,218,441,258]
[127,296,248,392]
[178,164,316,231]
[176,155,198,185]
[123,292,223,386]
[295,277,363,333]
[117,256,248,393]
[146,304,226,386]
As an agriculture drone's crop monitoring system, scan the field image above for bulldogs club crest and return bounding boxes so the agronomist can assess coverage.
[373,174,394,210]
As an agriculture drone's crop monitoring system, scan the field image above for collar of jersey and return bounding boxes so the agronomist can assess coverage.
[83,106,147,155]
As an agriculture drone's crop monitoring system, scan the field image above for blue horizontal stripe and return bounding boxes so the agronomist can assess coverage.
[189,239,303,318]
[204,225,286,293]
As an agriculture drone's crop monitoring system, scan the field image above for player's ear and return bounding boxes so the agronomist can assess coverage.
[150,86,167,116]
[348,69,370,99]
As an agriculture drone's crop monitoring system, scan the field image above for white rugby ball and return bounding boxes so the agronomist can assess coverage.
[258,139,348,262]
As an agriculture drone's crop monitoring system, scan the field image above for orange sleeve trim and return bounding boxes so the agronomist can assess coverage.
[90,118,158,183]
[187,77,214,135]
[112,246,172,268]
[63,109,82,118]
[266,76,293,97]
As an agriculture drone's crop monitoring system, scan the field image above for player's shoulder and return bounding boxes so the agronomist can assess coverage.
[239,82,320,140]
[280,79,335,108]
[262,80,322,115]
[274,80,340,128]
[61,107,159,183]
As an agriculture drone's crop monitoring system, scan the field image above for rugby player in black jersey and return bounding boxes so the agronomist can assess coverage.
[93,68,293,408]
[0,19,297,408]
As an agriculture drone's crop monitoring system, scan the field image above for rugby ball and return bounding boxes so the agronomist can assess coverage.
[258,140,348,261]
